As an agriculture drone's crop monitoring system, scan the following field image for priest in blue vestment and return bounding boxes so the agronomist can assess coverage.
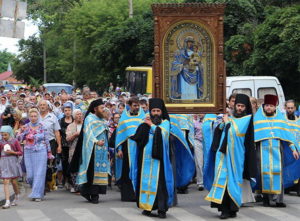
[205,94,257,219]
[69,99,110,204]
[169,114,195,194]
[168,115,195,205]
[283,100,300,195]
[254,95,299,207]
[131,98,173,219]
[202,114,217,191]
[115,97,145,201]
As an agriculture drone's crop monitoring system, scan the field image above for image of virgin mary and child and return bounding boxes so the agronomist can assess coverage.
[171,36,204,100]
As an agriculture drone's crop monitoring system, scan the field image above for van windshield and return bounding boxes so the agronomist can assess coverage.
[45,85,73,94]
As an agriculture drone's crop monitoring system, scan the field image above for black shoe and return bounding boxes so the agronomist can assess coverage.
[220,212,230,219]
[91,199,99,204]
[198,186,204,191]
[296,182,300,196]
[177,189,188,194]
[142,210,157,217]
[142,210,151,216]
[276,202,286,208]
[158,211,166,219]
[263,197,270,207]
[255,194,263,202]
[81,193,91,202]
[230,212,237,218]
[91,195,99,204]
[297,186,300,196]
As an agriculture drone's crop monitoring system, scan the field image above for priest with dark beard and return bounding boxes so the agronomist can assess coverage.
[115,97,145,201]
[205,94,257,219]
[131,98,173,219]
[69,99,110,204]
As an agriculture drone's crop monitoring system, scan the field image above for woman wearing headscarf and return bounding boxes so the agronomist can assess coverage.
[66,109,83,192]
[0,96,8,115]
[0,126,23,208]
[17,108,53,201]
[16,99,28,120]
[12,110,22,133]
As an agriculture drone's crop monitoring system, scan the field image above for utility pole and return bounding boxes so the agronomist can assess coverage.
[43,42,47,83]
[72,37,76,87]
[128,0,133,18]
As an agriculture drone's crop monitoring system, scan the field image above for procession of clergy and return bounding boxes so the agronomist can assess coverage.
[70,93,300,219]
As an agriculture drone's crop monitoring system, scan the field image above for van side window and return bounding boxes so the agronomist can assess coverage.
[232,88,252,97]
[258,87,278,99]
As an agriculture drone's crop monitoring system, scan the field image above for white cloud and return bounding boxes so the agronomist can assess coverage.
[0,19,39,54]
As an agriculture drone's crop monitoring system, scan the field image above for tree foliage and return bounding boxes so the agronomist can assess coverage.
[244,5,300,99]
[13,36,44,83]
[14,0,182,91]
[0,50,15,73]
[187,0,300,99]
[13,0,300,98]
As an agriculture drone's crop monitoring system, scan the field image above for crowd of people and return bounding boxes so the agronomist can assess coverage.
[0,84,300,220]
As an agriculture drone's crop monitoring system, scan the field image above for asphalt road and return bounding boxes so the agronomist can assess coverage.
[1,184,300,221]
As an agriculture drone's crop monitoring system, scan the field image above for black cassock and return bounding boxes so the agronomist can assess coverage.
[118,140,136,202]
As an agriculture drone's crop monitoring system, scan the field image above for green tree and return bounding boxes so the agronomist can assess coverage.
[20,0,300,99]
[225,23,256,76]
[185,0,265,40]
[16,0,182,92]
[13,36,44,84]
[0,50,15,73]
[51,0,182,90]
[244,5,300,99]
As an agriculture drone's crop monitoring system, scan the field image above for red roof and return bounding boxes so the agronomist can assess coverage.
[0,71,13,81]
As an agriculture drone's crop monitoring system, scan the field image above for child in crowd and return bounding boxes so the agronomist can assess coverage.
[0,126,23,209]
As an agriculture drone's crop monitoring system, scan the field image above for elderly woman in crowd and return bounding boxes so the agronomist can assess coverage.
[12,111,23,133]
[17,108,53,201]
[0,96,8,115]
[16,100,27,119]
[66,109,83,193]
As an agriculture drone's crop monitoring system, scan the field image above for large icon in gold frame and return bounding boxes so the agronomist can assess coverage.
[152,3,226,113]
